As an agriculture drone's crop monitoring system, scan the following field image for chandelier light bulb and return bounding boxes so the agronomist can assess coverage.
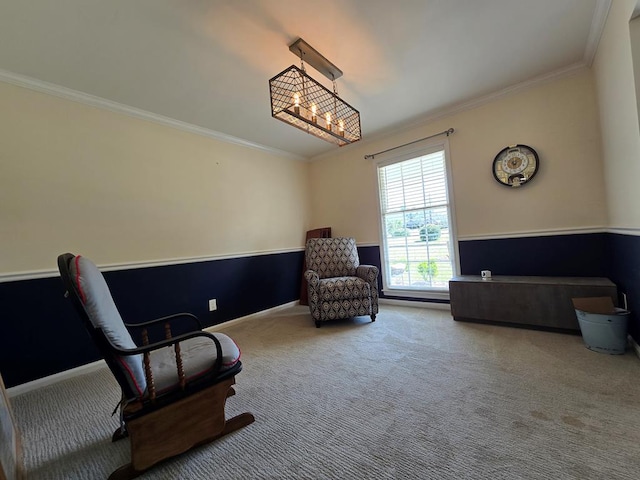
[293,92,301,114]
[311,104,317,123]
[325,112,332,131]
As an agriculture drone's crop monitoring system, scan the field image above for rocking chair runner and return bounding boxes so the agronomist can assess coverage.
[57,253,254,480]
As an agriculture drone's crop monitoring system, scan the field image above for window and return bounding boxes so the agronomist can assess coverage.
[376,141,458,299]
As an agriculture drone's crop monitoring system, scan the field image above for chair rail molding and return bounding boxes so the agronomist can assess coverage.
[0,246,305,283]
[458,226,608,242]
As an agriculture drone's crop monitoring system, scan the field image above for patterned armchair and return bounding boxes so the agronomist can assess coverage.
[304,237,379,327]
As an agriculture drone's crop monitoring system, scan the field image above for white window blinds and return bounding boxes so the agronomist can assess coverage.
[377,148,455,293]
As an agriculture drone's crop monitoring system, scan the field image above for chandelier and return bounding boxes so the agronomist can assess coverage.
[269,38,361,146]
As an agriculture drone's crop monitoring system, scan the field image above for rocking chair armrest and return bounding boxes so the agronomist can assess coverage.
[108,330,223,361]
[124,313,203,331]
[110,330,225,401]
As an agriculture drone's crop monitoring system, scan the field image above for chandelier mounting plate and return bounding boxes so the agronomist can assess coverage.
[289,38,343,81]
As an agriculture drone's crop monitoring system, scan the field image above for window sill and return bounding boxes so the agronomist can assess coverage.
[381,288,450,301]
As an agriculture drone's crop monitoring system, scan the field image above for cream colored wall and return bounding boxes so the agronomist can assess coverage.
[0,82,311,274]
[309,68,606,242]
[630,15,640,124]
[593,0,640,229]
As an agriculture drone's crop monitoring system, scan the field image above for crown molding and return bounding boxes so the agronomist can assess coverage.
[409,62,589,128]
[310,62,589,162]
[634,0,640,20]
[585,0,612,66]
[0,69,305,162]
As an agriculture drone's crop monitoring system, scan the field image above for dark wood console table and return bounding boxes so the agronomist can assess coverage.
[449,275,617,331]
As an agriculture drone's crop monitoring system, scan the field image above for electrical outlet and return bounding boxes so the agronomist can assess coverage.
[208,299,217,311]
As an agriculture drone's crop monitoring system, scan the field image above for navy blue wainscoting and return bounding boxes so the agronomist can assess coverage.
[458,233,610,277]
[0,250,304,388]
[608,233,640,343]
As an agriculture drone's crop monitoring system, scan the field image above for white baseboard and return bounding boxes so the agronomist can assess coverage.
[630,335,640,360]
[380,298,451,311]
[7,301,299,398]
[204,300,300,332]
[7,359,106,398]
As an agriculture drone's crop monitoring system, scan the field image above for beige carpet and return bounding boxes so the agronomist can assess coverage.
[11,305,640,479]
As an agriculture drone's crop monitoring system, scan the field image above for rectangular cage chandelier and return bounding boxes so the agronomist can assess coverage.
[269,38,361,146]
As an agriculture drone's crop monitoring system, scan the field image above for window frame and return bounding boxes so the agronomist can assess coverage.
[374,137,460,300]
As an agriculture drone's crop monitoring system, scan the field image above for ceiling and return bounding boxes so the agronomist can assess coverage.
[0,0,609,160]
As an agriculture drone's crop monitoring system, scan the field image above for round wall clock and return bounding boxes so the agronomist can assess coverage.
[492,144,539,187]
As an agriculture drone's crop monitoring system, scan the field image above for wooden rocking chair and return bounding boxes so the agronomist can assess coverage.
[57,253,254,480]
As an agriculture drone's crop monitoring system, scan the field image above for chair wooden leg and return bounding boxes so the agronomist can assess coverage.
[112,427,128,442]
[315,320,321,328]
[108,377,254,479]
[108,463,139,480]
[371,314,376,322]
[107,412,255,480]
[107,411,255,480]
[221,412,255,435]
[111,387,236,443]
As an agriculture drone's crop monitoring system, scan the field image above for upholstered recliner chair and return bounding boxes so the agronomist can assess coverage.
[57,253,254,480]
[304,237,379,327]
